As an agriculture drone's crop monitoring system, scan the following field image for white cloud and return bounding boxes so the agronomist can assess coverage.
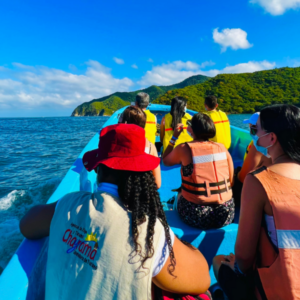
[213,28,253,52]
[138,61,203,86]
[0,60,133,112]
[148,58,154,63]
[250,0,300,15]
[138,60,275,86]
[131,64,138,69]
[202,61,276,77]
[113,57,125,65]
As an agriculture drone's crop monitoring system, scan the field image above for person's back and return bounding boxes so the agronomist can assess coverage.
[204,95,231,149]
[160,97,193,153]
[19,124,211,300]
[163,113,235,230]
[47,190,164,300]
[136,92,157,145]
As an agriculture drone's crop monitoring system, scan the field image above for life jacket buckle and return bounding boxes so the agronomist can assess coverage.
[205,181,211,197]
[224,177,229,192]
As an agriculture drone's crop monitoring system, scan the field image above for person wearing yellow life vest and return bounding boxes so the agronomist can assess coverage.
[118,105,161,189]
[135,92,157,145]
[213,104,300,300]
[160,97,193,153]
[163,112,234,230]
[204,95,231,149]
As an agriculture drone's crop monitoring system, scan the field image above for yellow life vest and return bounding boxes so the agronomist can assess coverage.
[144,110,157,144]
[244,140,254,161]
[163,112,193,152]
[204,110,231,149]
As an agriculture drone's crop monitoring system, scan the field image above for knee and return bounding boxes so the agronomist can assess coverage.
[213,255,225,280]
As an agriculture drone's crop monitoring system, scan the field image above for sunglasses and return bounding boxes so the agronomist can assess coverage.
[250,126,258,136]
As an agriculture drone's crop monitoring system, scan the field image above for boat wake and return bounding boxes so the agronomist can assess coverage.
[0,178,61,274]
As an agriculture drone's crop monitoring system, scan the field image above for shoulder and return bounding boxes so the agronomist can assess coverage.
[249,166,267,176]
[185,113,192,119]
[59,191,92,206]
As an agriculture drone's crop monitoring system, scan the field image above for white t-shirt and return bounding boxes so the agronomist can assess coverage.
[56,182,175,277]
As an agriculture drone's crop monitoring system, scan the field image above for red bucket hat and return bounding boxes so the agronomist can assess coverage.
[83,123,160,172]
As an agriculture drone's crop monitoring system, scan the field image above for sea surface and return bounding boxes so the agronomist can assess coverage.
[0,114,250,274]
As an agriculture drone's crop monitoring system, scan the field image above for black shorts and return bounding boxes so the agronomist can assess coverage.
[218,265,267,300]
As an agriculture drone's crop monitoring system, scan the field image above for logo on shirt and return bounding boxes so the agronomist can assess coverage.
[62,223,98,270]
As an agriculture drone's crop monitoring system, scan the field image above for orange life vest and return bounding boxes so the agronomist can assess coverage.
[253,167,300,300]
[181,141,232,205]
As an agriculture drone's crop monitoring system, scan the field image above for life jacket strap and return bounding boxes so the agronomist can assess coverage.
[181,185,232,196]
[182,178,231,188]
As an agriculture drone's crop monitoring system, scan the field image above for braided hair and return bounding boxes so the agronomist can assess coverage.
[97,165,176,276]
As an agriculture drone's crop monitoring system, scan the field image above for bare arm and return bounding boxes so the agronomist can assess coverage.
[19,202,57,240]
[226,150,234,186]
[150,141,162,189]
[153,236,210,295]
[235,174,266,273]
[160,117,165,143]
[162,123,184,164]
[238,144,263,183]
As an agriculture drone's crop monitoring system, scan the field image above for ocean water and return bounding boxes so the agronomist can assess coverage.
[0,114,250,274]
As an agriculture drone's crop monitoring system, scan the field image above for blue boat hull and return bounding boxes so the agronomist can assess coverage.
[0,104,252,299]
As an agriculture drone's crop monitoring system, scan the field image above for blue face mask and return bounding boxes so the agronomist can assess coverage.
[251,133,272,158]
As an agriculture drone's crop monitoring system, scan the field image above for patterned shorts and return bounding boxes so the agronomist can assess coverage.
[177,196,235,230]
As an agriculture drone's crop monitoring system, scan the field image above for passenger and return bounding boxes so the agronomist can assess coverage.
[232,112,272,206]
[238,112,272,183]
[160,96,193,153]
[213,104,300,300]
[19,124,211,300]
[119,105,161,189]
[135,92,157,145]
[163,113,235,230]
[204,95,231,149]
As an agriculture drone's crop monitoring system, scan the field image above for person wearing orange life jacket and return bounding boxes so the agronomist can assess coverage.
[203,95,231,149]
[160,97,193,153]
[232,113,272,207]
[163,113,234,230]
[213,104,300,300]
[135,92,157,145]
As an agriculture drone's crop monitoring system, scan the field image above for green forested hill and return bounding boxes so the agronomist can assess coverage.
[153,67,300,113]
[72,96,130,116]
[71,74,209,116]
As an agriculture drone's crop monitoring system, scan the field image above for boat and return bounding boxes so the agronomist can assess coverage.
[0,104,252,300]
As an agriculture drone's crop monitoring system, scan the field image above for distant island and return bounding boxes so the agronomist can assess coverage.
[71,75,209,116]
[71,67,300,116]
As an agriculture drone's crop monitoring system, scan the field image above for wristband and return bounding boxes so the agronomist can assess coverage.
[169,142,175,147]
[172,135,178,140]
[169,140,175,145]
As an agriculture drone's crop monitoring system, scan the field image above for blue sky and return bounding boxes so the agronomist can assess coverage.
[0,0,300,117]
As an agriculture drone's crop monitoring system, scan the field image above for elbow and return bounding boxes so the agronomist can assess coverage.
[19,216,31,239]
[162,158,170,166]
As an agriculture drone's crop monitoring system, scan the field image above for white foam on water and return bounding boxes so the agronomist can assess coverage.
[0,178,61,274]
[0,190,25,211]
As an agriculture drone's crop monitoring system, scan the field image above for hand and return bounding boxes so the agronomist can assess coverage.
[174,123,184,138]
[221,253,235,271]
